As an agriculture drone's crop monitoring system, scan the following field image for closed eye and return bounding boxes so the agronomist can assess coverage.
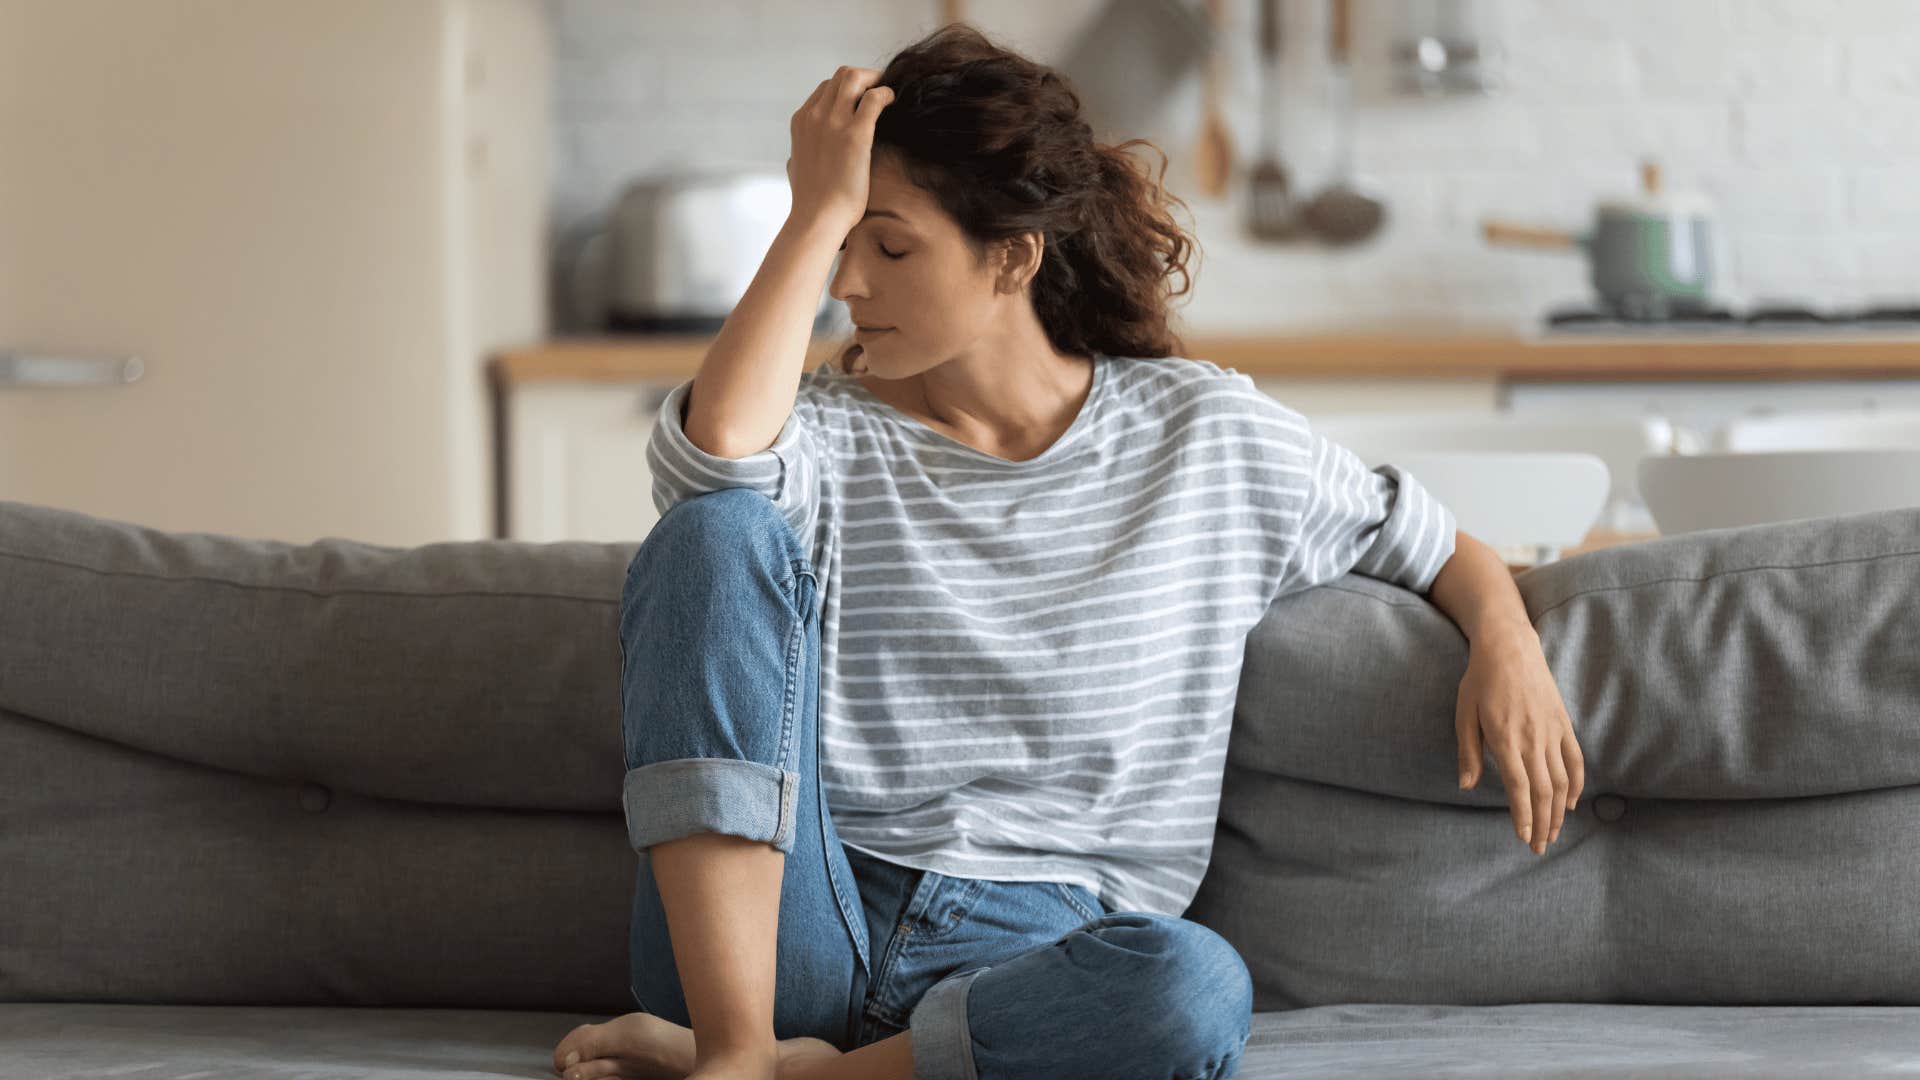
[837,239,906,260]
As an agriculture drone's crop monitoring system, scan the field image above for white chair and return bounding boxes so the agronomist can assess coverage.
[1717,408,1920,452]
[1638,450,1920,536]
[1307,408,1679,534]
[1352,451,1611,567]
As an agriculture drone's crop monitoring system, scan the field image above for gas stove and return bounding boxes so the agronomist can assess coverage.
[1544,300,1920,333]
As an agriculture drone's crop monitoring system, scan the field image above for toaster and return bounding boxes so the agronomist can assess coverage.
[597,166,845,335]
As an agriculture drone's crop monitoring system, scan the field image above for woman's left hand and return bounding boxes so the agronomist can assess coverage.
[1455,625,1585,855]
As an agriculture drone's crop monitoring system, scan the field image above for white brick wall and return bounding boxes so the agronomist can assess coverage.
[545,0,1920,333]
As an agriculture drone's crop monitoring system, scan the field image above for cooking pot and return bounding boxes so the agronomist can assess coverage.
[1482,161,1719,319]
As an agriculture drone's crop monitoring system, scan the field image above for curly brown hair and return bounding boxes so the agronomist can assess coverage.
[832,22,1200,376]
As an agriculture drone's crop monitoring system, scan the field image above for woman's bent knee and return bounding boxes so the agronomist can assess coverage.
[1087,914,1252,1075]
[621,489,812,628]
[1154,918,1253,1073]
[629,489,804,579]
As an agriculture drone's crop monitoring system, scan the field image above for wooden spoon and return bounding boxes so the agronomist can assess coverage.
[1195,0,1234,198]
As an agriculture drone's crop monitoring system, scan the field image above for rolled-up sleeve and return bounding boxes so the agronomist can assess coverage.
[645,378,823,543]
[1281,429,1457,596]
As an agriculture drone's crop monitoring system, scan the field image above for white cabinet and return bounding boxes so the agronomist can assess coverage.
[505,379,677,542]
[1250,377,1501,419]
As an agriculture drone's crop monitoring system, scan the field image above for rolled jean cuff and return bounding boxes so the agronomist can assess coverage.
[622,758,801,855]
[909,965,989,1080]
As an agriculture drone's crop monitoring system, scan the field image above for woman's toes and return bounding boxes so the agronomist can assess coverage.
[553,1021,604,1074]
[552,1012,691,1078]
[562,1058,629,1080]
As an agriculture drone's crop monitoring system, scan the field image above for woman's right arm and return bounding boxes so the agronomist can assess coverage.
[681,66,894,459]
[679,218,843,459]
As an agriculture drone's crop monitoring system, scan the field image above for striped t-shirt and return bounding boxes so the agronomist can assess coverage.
[644,352,1457,916]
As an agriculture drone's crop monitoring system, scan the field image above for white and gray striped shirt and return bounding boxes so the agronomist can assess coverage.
[645,353,1457,916]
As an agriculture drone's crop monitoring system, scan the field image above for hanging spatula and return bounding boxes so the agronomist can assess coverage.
[1247,0,1303,240]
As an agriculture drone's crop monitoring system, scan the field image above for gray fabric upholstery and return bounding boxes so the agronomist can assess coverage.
[0,1003,599,1078]
[5,496,1920,1076]
[5,1002,1920,1078]
[1190,505,1920,1011]
[0,500,639,1012]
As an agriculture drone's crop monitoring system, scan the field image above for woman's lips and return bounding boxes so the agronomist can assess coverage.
[855,325,892,335]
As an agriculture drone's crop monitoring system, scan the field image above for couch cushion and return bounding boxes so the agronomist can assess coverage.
[1193,507,1920,1011]
[6,1002,1920,1078]
[0,499,632,811]
[1239,1002,1920,1076]
[0,1003,600,1078]
[13,494,1920,1018]
[0,499,637,1010]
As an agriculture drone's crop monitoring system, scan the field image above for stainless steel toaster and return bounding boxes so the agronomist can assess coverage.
[595,166,843,335]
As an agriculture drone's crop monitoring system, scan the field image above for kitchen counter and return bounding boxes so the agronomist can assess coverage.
[485,327,1920,544]
[490,327,1920,385]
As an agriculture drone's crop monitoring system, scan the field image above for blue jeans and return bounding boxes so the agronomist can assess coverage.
[617,487,1253,1080]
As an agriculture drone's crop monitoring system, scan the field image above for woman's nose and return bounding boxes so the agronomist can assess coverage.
[829,261,866,302]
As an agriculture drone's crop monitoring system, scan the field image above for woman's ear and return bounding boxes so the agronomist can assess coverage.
[995,231,1045,294]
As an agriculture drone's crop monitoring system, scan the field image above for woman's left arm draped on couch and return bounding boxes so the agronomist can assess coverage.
[1427,527,1587,857]
[1242,386,1585,859]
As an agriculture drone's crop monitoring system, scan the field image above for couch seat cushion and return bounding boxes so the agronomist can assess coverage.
[6,1002,1920,1077]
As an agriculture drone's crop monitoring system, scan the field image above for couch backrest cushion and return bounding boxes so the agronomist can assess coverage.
[1191,506,1920,1011]
[0,499,637,1010]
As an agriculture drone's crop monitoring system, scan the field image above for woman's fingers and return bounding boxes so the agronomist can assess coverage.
[1538,741,1567,846]
[1492,731,1576,854]
[1495,739,1555,853]
[1525,742,1550,851]
[1492,740,1534,849]
[832,66,885,118]
[787,65,891,236]
[1562,721,1586,813]
[796,65,872,126]
[855,82,894,128]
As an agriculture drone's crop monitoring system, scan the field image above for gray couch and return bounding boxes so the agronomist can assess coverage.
[4,495,1919,1078]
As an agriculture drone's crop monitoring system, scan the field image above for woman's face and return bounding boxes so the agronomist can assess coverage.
[828,151,1011,380]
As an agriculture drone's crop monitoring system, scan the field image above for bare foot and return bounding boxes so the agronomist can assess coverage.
[684,1044,777,1080]
[551,1012,843,1080]
[553,1012,687,1079]
[774,1037,843,1075]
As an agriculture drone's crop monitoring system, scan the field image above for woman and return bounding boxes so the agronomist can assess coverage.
[556,24,1584,1080]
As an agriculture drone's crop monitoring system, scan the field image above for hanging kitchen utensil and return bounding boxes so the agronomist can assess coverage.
[1482,160,1719,320]
[1248,0,1303,240]
[1389,0,1498,97]
[1057,0,1215,143]
[1195,0,1234,198]
[1301,0,1386,245]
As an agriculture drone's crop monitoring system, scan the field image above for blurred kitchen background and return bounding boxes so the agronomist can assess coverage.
[549,0,1916,333]
[5,0,1920,564]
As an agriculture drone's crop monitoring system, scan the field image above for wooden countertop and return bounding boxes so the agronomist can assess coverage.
[491,328,1920,385]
